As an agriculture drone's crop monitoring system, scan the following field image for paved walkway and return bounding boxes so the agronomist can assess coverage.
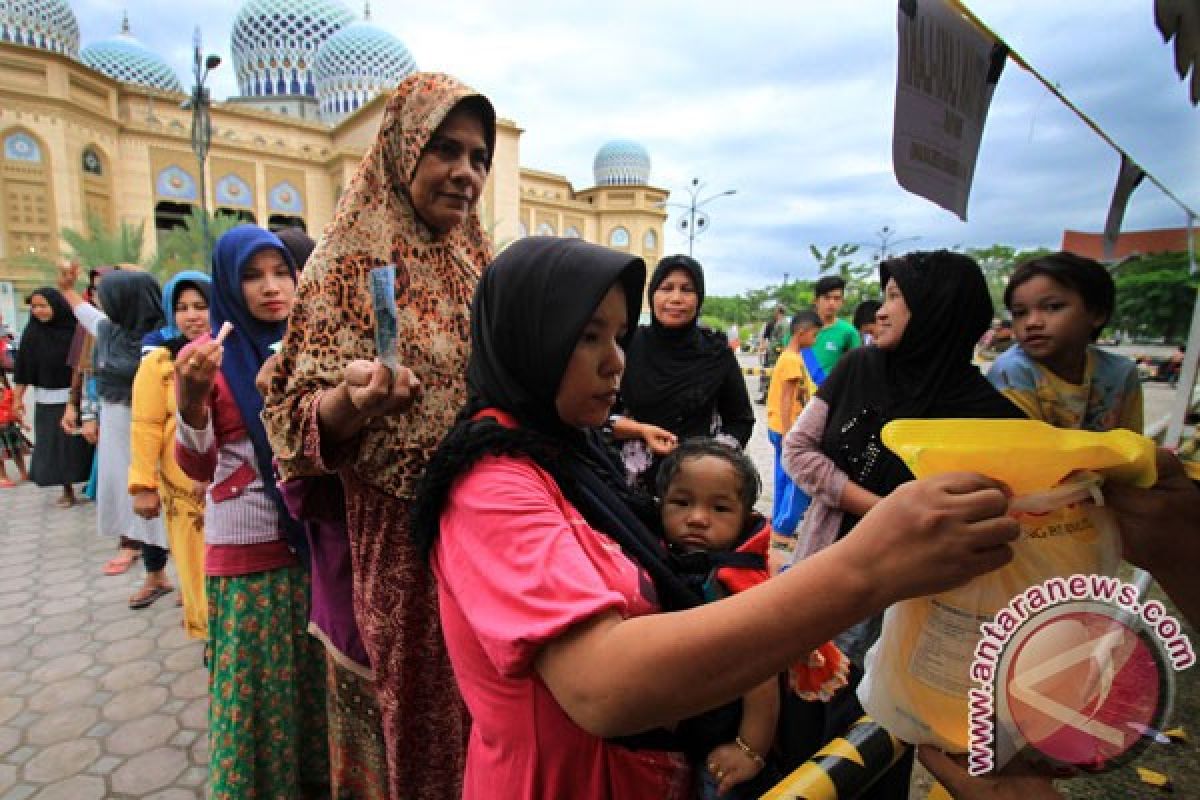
[0,486,207,799]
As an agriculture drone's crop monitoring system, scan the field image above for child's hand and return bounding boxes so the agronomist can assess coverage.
[80,419,98,445]
[706,742,764,795]
[132,489,161,519]
[638,422,677,456]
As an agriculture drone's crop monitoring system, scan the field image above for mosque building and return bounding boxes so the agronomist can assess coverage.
[0,0,668,297]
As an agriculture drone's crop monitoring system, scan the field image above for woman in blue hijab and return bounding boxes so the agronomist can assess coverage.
[173,225,329,798]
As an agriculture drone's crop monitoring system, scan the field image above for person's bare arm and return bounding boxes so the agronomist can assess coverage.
[705,676,780,794]
[535,473,1018,737]
[610,416,677,456]
[1108,449,1200,626]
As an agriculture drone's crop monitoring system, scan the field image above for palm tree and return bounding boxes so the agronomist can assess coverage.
[147,209,243,280]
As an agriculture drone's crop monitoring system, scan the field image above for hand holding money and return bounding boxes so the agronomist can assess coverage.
[344,358,421,419]
[176,322,230,428]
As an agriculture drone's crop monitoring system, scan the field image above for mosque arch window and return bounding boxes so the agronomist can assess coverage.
[80,146,114,229]
[2,129,58,265]
[217,208,257,224]
[153,201,194,248]
[609,226,630,248]
[564,226,582,239]
[517,222,528,238]
[268,214,307,232]
[535,222,555,236]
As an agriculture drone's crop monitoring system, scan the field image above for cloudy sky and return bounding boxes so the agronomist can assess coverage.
[74,0,1198,295]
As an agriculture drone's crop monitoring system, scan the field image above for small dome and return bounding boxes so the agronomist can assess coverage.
[315,19,416,124]
[593,139,651,186]
[81,16,182,93]
[231,0,355,98]
[0,0,80,58]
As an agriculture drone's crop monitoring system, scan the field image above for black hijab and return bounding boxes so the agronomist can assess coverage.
[818,250,1023,507]
[13,288,77,390]
[94,270,165,404]
[411,237,708,611]
[620,254,734,439]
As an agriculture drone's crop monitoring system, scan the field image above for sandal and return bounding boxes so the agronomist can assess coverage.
[0,479,14,488]
[129,584,174,610]
[55,495,76,508]
[102,552,140,576]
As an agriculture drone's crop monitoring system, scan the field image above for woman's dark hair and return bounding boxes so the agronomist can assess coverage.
[655,437,761,517]
[814,275,846,298]
[1004,251,1115,339]
[852,300,881,330]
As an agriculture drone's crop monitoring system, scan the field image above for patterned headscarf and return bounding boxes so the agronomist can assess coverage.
[264,72,495,499]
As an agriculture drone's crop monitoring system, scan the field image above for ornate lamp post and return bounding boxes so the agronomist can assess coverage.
[659,178,736,257]
[183,27,221,268]
[869,225,921,262]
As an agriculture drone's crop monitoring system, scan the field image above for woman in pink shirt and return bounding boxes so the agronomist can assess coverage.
[409,236,1022,799]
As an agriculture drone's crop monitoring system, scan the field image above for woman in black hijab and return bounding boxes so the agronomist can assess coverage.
[613,254,754,492]
[13,287,94,505]
[409,237,1020,799]
[779,250,1024,793]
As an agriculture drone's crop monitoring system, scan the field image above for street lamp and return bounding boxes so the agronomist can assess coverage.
[869,225,921,262]
[658,178,736,257]
[182,27,221,269]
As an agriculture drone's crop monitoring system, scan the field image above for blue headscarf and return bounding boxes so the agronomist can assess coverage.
[210,225,306,559]
[142,270,212,354]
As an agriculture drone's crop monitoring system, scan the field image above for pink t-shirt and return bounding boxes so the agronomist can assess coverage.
[434,453,694,800]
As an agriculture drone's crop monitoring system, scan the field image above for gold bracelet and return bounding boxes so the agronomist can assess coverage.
[734,735,766,768]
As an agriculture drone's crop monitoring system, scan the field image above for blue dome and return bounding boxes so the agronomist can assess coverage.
[231,0,355,98]
[315,20,416,124]
[81,18,182,93]
[0,0,79,58]
[593,139,651,186]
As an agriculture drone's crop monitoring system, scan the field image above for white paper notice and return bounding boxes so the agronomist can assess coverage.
[893,0,1005,220]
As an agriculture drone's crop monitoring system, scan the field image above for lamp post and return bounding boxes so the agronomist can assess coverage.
[869,225,921,262]
[659,178,736,257]
[184,27,221,269]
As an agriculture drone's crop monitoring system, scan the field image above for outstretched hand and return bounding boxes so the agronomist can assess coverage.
[841,472,1019,604]
[343,358,421,420]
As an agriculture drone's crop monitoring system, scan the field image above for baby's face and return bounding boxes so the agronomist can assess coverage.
[661,455,746,553]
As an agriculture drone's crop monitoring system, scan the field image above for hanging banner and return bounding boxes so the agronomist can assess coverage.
[1101,154,1146,261]
[892,0,1007,220]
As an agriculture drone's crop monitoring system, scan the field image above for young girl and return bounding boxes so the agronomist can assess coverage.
[0,370,31,486]
[988,251,1143,433]
[174,225,328,798]
[657,438,849,799]
[128,270,212,633]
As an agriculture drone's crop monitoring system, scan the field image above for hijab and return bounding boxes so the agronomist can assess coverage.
[155,271,212,357]
[818,250,1023,505]
[94,270,164,404]
[620,254,734,439]
[276,227,316,271]
[411,237,702,610]
[13,288,77,390]
[265,72,495,499]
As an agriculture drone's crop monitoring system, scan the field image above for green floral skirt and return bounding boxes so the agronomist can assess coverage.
[207,565,330,800]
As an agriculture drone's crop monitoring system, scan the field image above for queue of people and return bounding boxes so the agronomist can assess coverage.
[4,67,1199,800]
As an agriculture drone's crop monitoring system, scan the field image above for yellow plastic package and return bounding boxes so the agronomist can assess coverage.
[856,419,1157,752]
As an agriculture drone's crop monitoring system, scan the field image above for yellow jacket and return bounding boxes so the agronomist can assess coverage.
[128,346,191,494]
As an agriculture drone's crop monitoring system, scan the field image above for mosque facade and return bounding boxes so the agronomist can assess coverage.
[0,0,668,298]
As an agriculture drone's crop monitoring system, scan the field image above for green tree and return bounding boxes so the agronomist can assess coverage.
[964,245,1053,314]
[147,209,243,280]
[1112,252,1197,342]
[19,211,147,280]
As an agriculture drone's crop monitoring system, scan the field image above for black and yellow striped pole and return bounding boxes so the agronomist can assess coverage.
[761,716,908,800]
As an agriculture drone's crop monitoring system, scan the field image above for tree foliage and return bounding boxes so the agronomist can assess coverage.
[147,209,243,281]
[19,211,147,280]
[1111,251,1197,342]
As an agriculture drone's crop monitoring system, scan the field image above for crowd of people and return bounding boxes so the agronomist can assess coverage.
[2,68,1199,800]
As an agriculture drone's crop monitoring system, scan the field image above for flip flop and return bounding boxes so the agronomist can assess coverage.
[0,479,14,488]
[102,552,140,576]
[129,585,174,610]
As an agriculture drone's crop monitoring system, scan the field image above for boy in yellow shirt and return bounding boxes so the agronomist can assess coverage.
[767,311,821,540]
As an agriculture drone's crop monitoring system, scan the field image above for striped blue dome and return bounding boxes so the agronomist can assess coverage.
[593,139,651,186]
[81,18,182,93]
[315,20,416,124]
[0,0,80,57]
[231,0,354,98]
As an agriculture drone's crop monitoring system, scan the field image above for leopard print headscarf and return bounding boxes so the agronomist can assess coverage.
[264,72,495,499]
